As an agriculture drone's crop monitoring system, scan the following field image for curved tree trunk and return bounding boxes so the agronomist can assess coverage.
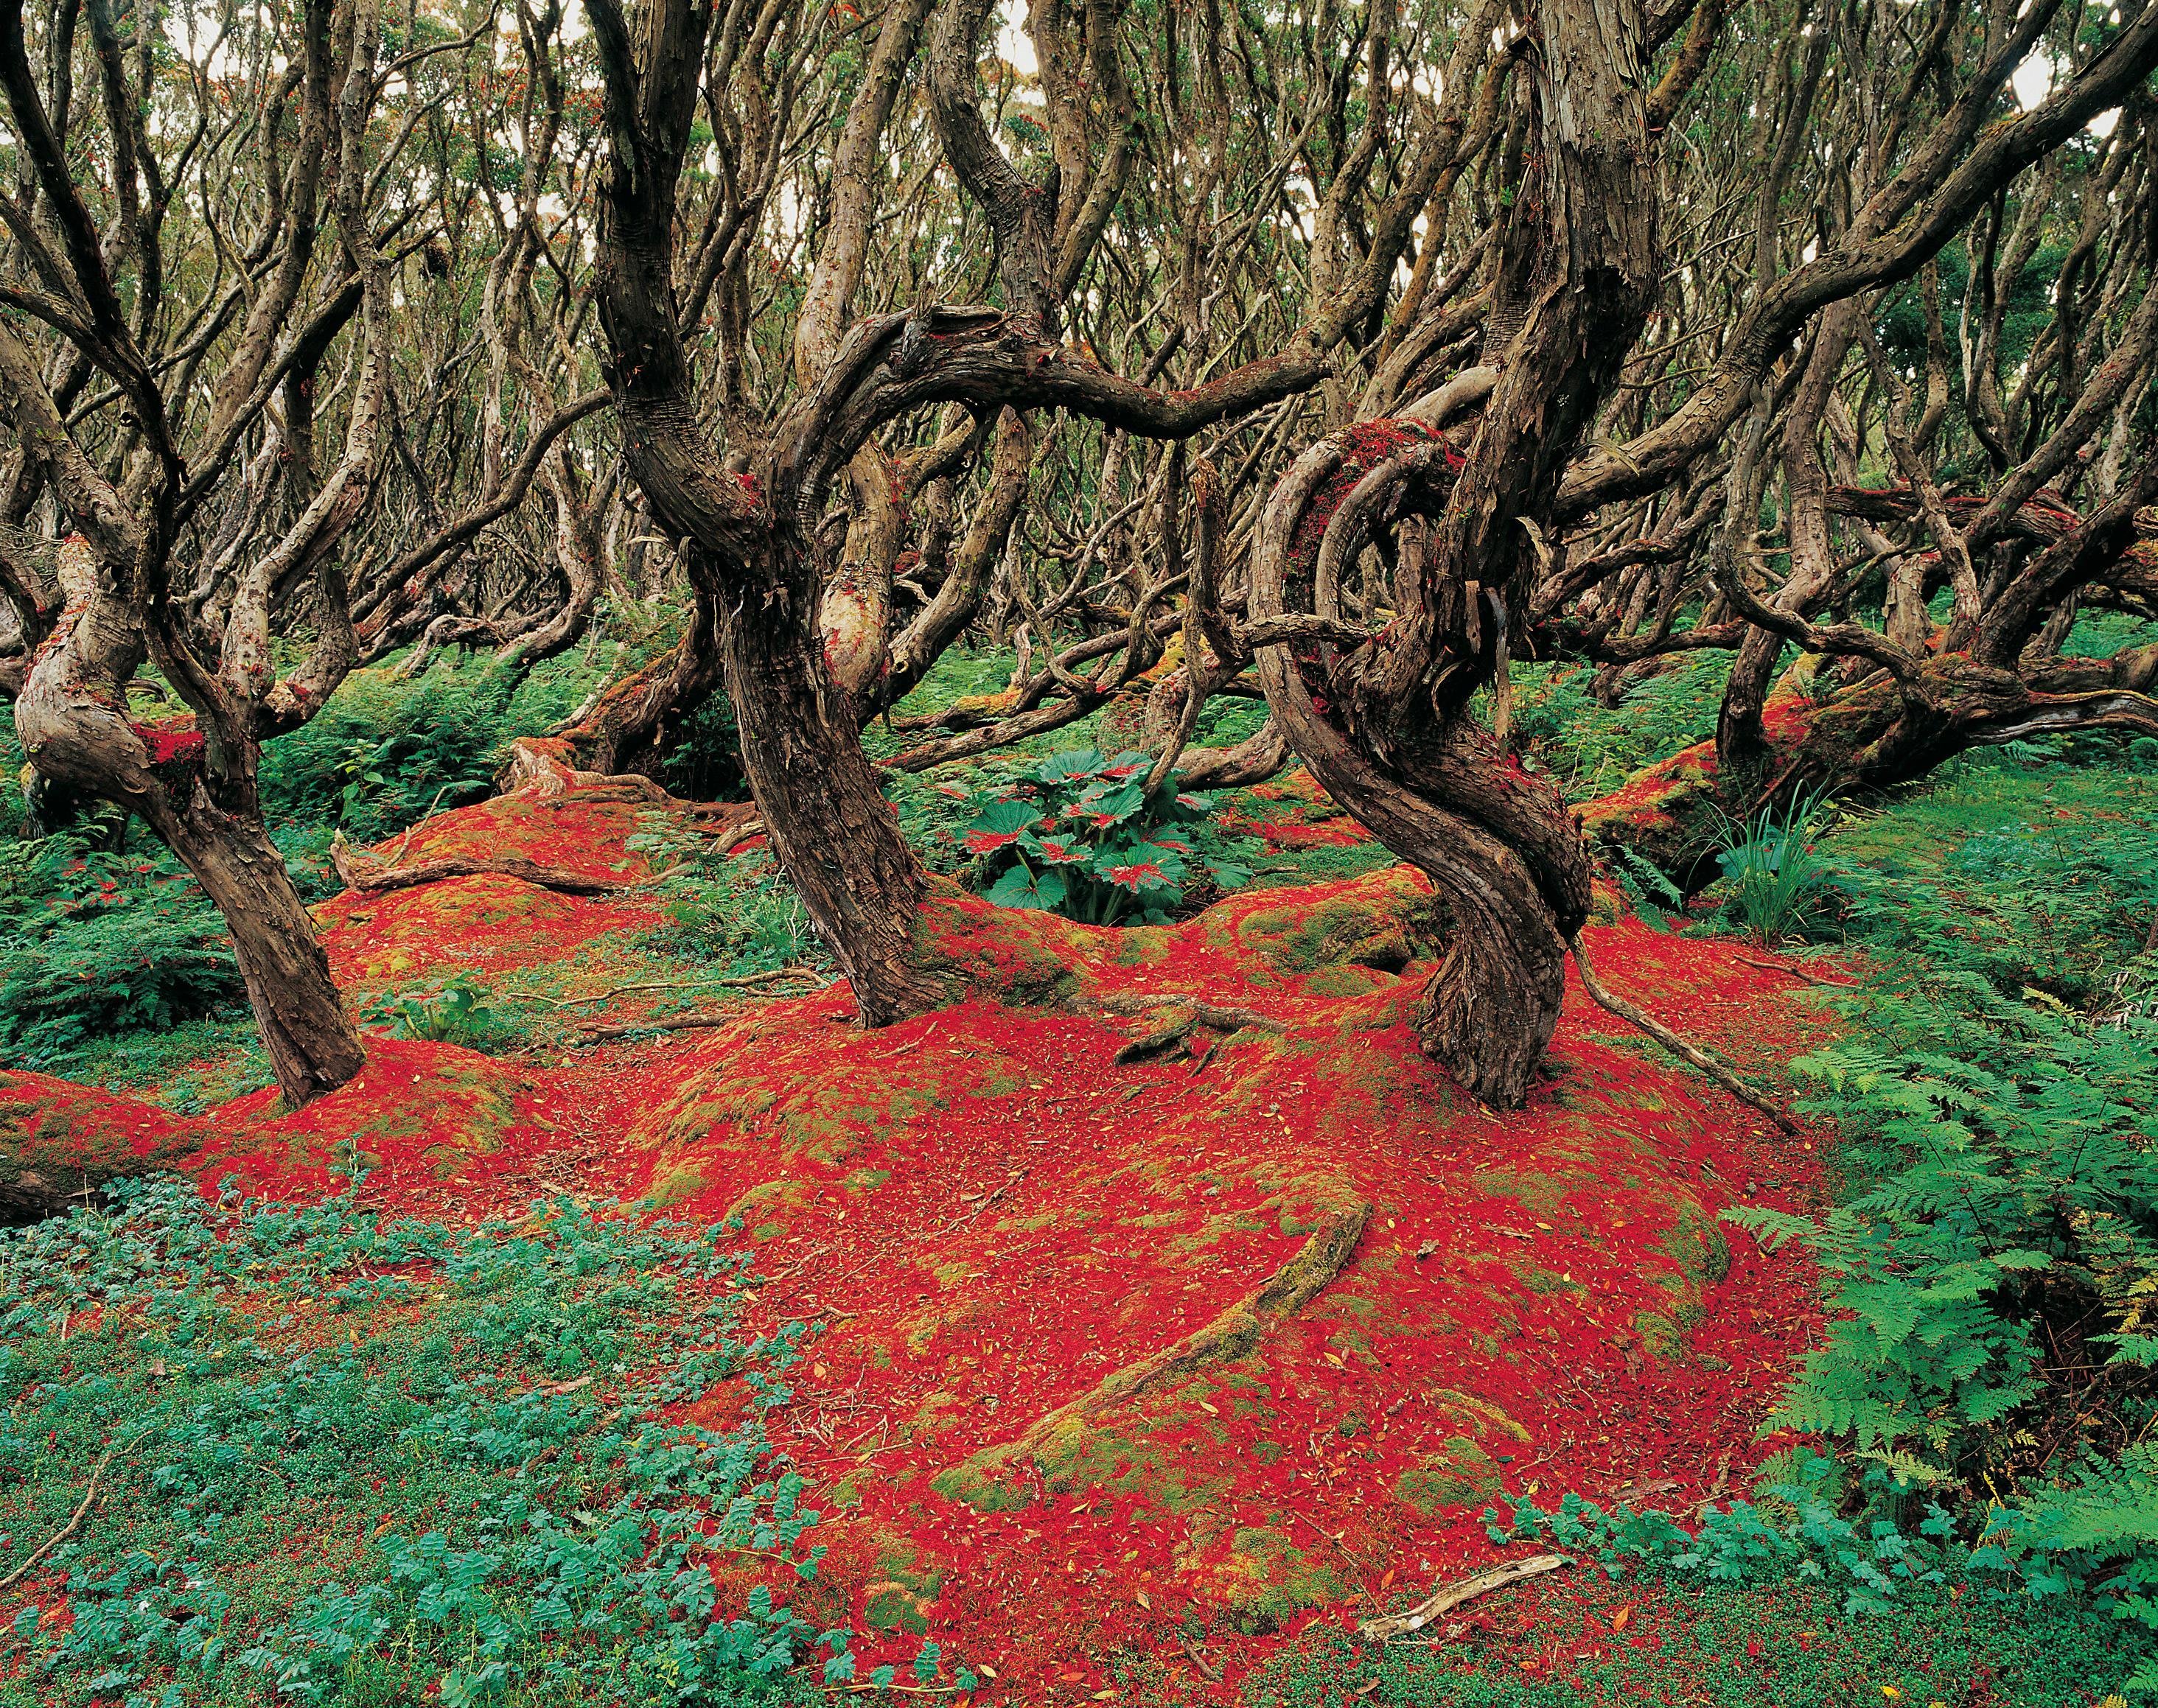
[550,587,726,779]
[143,782,366,1105]
[1267,674,1585,1099]
[719,550,949,1022]
[1244,0,1660,1103]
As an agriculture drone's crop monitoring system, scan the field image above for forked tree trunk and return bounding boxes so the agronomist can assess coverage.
[137,788,366,1107]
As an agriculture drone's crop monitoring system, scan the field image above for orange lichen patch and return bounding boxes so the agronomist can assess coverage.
[315,872,649,982]
[0,1070,201,1191]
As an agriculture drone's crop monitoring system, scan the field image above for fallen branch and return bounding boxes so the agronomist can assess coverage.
[535,967,820,1009]
[1358,1553,1573,1641]
[1094,991,1287,1035]
[332,831,682,897]
[0,1437,128,1592]
[573,973,832,1038]
[1734,954,1859,989]
[1568,933,1796,1132]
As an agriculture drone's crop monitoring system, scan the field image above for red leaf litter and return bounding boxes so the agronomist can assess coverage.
[4,773,1844,1702]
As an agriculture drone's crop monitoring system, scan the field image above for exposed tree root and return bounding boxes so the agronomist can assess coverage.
[1568,932,1795,1132]
[0,1173,103,1228]
[949,1199,1371,1484]
[1358,1553,1574,1641]
[329,833,684,897]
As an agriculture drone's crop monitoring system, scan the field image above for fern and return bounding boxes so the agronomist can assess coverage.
[1610,842,1685,930]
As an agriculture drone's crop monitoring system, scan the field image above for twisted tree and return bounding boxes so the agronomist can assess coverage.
[0,0,606,1102]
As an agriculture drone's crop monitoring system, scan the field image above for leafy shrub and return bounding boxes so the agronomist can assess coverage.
[0,1178,946,1703]
[1711,767,2158,1677]
[363,973,504,1047]
[1975,1443,2158,1690]
[1490,1447,2158,1693]
[1506,651,1731,801]
[950,747,1254,925]
[1489,1452,1966,1611]
[1705,788,1844,943]
[1823,759,2158,1010]
[259,653,608,841]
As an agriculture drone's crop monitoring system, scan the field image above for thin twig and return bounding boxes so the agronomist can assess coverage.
[574,976,834,1039]
[1570,934,1797,1132]
[1358,1553,1573,1640]
[1735,954,1858,989]
[1178,1632,1223,1681]
[0,1437,130,1592]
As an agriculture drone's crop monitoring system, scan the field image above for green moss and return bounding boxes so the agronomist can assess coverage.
[1223,1526,1344,1634]
[1658,1201,1732,1286]
[1234,870,1439,977]
[1394,1436,1502,1515]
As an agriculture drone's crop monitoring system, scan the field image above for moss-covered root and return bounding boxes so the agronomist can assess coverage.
[942,1197,1371,1488]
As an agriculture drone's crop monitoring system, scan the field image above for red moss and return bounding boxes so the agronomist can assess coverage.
[130,719,205,767]
[1,1071,200,1187]
[22,777,1844,1699]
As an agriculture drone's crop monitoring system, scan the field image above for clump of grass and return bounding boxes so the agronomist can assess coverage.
[1703,788,1843,945]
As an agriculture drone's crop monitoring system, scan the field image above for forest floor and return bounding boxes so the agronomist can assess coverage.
[4,658,2151,1706]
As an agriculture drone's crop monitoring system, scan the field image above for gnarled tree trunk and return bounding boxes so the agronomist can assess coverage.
[144,780,366,1103]
[1250,0,1663,1104]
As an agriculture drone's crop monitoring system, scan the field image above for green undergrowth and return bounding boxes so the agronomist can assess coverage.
[0,1177,946,1706]
[260,651,614,844]
[1229,1576,2134,1707]
[1505,649,1733,802]
[1545,736,2158,1692]
[1488,1452,2158,1689]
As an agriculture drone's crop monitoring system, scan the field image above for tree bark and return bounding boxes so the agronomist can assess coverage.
[1249,0,1662,1105]
[551,587,726,779]
[138,777,365,1107]
[716,549,948,1022]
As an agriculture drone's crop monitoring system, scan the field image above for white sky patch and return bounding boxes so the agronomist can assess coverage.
[2011,51,2056,110]
[997,0,1037,75]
